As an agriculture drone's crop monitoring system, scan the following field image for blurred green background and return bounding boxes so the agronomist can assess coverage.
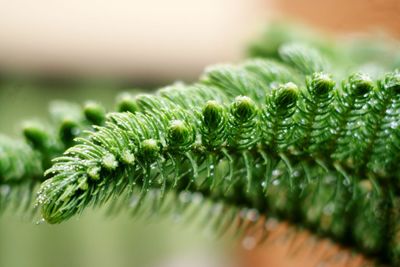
[0,76,158,136]
[0,208,225,267]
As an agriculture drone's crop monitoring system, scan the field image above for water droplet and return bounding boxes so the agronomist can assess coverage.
[386,109,395,115]
[239,209,247,219]
[179,191,191,203]
[323,203,335,215]
[191,193,203,204]
[265,218,278,231]
[242,236,257,250]
[272,169,281,178]
[0,185,11,196]
[35,218,46,225]
[129,196,139,208]
[246,209,259,222]
[212,203,223,214]
[272,179,280,186]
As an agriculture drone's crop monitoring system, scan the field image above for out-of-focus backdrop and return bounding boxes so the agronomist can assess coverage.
[1,1,399,267]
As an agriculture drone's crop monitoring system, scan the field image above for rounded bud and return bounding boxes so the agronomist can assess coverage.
[307,72,335,96]
[230,96,257,122]
[141,139,160,161]
[77,176,88,191]
[202,100,224,129]
[274,82,299,110]
[87,166,101,180]
[345,73,374,97]
[121,149,135,165]
[22,122,49,151]
[102,153,118,170]
[167,120,194,149]
[59,118,80,146]
[83,101,106,125]
[381,70,400,94]
[116,93,138,113]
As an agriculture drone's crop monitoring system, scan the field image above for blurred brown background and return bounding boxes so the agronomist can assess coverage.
[278,0,400,37]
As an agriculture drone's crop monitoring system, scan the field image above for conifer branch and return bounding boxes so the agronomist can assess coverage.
[35,58,400,264]
[0,24,399,265]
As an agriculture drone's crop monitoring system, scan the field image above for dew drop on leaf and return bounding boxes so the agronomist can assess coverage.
[390,121,398,129]
[242,236,257,250]
[35,218,46,225]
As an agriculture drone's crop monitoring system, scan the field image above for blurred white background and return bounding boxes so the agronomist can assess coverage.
[0,0,270,80]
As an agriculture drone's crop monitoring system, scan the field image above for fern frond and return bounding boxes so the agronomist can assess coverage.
[262,82,299,151]
[279,43,330,75]
[0,135,42,212]
[34,62,400,264]
[0,135,42,183]
[0,25,395,264]
[201,65,268,102]
[0,100,107,213]
[37,78,306,223]
[242,58,301,85]
[2,20,395,265]
[247,22,338,62]
[331,71,400,179]
[293,72,335,154]
[329,72,374,155]
[248,23,400,76]
[367,71,400,176]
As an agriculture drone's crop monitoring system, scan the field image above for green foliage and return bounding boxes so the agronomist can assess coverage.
[0,135,42,213]
[32,61,400,265]
[0,136,42,183]
[262,82,299,151]
[1,24,400,266]
[294,72,335,154]
[248,23,400,79]
[0,100,108,213]
[279,43,329,75]
[83,101,106,126]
